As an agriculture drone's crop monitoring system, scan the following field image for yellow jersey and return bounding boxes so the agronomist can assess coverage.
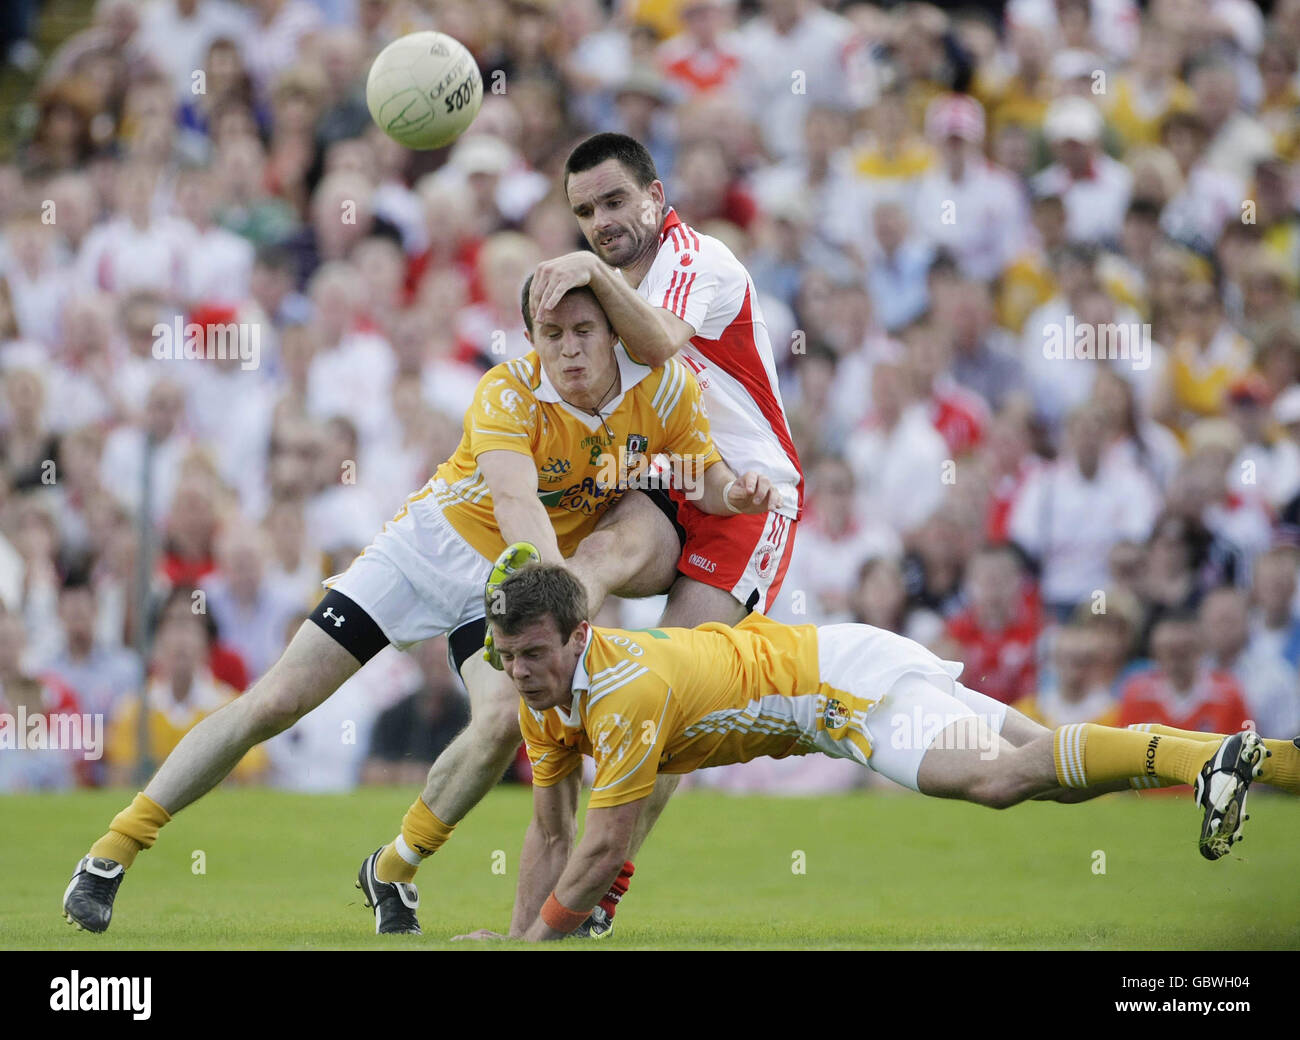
[520,614,846,809]
[429,345,721,562]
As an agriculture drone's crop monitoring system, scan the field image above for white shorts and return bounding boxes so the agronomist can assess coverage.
[806,623,1009,791]
[323,482,493,650]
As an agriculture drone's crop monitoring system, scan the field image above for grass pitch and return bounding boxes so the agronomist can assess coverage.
[4,785,1298,950]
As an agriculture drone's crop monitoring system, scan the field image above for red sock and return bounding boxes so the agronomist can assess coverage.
[598,861,634,919]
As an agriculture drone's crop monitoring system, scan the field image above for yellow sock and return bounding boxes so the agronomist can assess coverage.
[88,792,172,868]
[374,798,454,883]
[1128,725,1299,794]
[1053,724,1217,789]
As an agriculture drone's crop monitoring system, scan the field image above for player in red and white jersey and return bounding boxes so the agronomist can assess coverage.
[531,132,803,623]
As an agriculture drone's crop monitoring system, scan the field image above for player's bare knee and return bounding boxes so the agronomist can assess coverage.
[241,681,314,740]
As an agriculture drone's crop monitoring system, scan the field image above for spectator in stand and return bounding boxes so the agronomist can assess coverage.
[1032,96,1133,246]
[771,456,899,625]
[201,526,304,681]
[45,572,143,722]
[1158,277,1254,434]
[155,582,249,693]
[901,318,988,458]
[911,93,1026,282]
[977,408,1037,544]
[0,609,88,791]
[303,261,395,445]
[863,199,933,333]
[1251,544,1300,668]
[147,457,218,575]
[1077,590,1145,694]
[848,554,943,648]
[75,162,190,299]
[657,0,741,97]
[942,279,1026,415]
[940,544,1041,705]
[902,504,968,621]
[1117,610,1250,733]
[1009,403,1160,617]
[1,367,59,493]
[732,0,863,162]
[362,634,471,785]
[213,138,301,247]
[1013,622,1119,728]
[453,231,538,368]
[106,607,263,786]
[845,357,949,535]
[1200,585,1300,739]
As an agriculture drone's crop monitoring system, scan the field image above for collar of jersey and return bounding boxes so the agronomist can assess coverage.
[534,340,651,410]
[554,624,597,728]
[659,206,683,245]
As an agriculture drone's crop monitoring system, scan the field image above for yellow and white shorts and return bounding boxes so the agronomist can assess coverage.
[324,480,494,651]
[805,623,1009,791]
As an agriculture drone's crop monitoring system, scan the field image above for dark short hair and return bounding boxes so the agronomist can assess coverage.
[519,271,609,336]
[563,132,658,193]
[489,564,589,640]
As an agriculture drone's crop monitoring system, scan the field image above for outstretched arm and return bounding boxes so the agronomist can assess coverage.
[508,769,581,936]
[480,449,564,565]
[520,797,646,941]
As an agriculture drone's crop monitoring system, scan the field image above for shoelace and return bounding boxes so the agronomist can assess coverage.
[78,869,121,902]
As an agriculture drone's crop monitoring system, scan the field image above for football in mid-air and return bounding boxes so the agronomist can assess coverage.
[366,31,483,150]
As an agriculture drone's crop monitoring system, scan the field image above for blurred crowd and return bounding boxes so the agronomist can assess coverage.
[1,0,1299,794]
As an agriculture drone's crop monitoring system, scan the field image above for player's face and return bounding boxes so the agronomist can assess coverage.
[528,290,619,409]
[566,159,664,270]
[494,618,588,710]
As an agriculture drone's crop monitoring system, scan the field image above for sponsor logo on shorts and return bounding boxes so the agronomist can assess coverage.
[754,540,780,578]
[688,553,716,573]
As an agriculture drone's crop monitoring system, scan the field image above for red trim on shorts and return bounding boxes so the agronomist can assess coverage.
[669,491,795,605]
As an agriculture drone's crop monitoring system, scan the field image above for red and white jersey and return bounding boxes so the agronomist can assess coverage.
[637,209,803,519]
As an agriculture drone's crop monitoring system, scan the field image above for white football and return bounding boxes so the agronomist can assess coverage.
[366,31,484,150]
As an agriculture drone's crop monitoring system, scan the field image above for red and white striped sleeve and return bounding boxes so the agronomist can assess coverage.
[642,220,720,336]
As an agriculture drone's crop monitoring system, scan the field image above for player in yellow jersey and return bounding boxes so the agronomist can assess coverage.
[450,564,1298,941]
[62,282,779,937]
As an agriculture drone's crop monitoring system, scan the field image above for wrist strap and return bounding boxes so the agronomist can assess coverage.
[722,478,743,514]
[541,892,590,934]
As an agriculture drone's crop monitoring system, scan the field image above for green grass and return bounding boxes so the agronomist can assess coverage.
[4,785,1298,949]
